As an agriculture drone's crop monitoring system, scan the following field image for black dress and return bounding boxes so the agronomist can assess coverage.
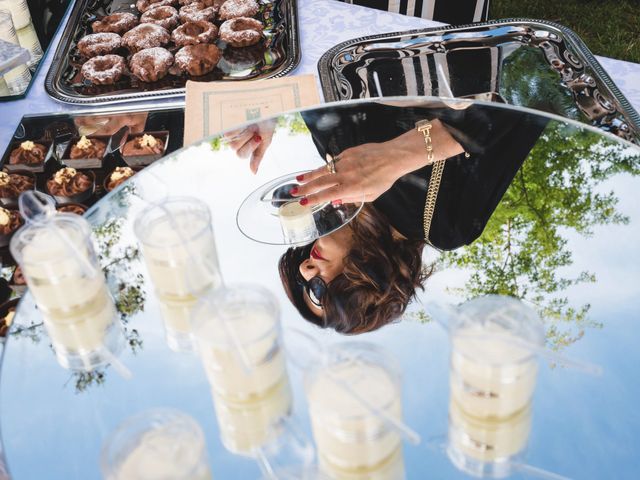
[301,102,548,250]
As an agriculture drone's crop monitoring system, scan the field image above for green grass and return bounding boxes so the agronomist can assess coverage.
[490,0,640,63]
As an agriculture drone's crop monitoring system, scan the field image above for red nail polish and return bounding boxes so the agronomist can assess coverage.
[290,187,299,195]
[332,199,342,206]
[296,174,304,181]
[299,198,309,206]
[254,135,262,142]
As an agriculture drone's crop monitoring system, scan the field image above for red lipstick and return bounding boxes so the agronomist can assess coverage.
[310,244,327,261]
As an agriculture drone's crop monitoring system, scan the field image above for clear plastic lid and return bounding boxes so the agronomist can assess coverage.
[0,38,30,76]
[9,191,97,276]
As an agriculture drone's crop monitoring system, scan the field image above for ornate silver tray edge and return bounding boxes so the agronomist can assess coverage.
[317,18,640,145]
[44,0,301,106]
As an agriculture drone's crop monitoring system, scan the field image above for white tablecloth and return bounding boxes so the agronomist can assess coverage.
[1,0,640,152]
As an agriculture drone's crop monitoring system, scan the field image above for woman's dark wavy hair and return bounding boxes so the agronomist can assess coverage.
[278,205,430,334]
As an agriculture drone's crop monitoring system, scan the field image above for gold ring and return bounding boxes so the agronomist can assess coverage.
[327,157,336,174]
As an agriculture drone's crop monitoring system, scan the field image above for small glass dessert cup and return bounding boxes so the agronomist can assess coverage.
[0,206,24,248]
[101,408,213,480]
[191,285,287,402]
[305,342,404,476]
[0,170,36,208]
[104,166,136,192]
[211,374,293,456]
[447,399,532,478]
[278,200,318,245]
[46,167,96,204]
[318,443,406,480]
[134,197,222,351]
[62,134,110,169]
[448,296,544,421]
[10,199,123,371]
[121,131,169,167]
[4,139,52,173]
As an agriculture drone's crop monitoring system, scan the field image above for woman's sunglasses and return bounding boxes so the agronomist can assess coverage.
[296,272,327,308]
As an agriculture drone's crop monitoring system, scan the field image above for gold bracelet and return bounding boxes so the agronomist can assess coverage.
[415,120,435,164]
[416,120,446,243]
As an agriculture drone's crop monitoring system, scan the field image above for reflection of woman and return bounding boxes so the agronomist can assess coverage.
[231,102,548,333]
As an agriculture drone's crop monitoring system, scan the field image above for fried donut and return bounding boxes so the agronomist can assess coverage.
[122,23,170,52]
[174,44,221,76]
[129,47,174,82]
[219,0,258,20]
[81,55,126,85]
[136,0,177,13]
[219,17,263,47]
[140,6,179,30]
[77,33,122,58]
[92,12,139,34]
[172,20,218,46]
[179,3,217,22]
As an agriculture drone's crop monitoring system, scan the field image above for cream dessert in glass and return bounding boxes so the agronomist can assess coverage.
[447,399,531,477]
[212,374,292,456]
[278,201,318,245]
[134,197,222,350]
[448,296,544,420]
[10,210,122,370]
[319,445,405,480]
[192,285,286,402]
[450,330,538,420]
[101,409,212,480]
[305,343,403,475]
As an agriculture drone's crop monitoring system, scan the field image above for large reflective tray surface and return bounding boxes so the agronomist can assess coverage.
[45,0,300,105]
[318,20,640,146]
[1,98,640,479]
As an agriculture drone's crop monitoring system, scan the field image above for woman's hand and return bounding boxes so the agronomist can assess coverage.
[224,119,276,174]
[293,119,464,206]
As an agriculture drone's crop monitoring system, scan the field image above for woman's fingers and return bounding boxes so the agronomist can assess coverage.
[292,173,340,197]
[237,135,260,159]
[250,138,270,174]
[227,129,255,152]
[296,164,333,184]
[301,185,346,207]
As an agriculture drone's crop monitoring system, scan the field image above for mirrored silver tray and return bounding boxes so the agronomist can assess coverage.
[318,19,640,145]
[45,0,300,105]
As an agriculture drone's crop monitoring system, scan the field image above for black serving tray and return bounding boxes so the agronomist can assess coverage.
[318,19,640,145]
[45,0,300,105]
[0,105,185,271]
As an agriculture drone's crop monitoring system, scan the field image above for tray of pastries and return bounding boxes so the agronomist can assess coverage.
[0,106,185,287]
[44,0,300,105]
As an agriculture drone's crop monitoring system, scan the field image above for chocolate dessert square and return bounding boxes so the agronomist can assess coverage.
[121,131,169,167]
[61,135,110,169]
[46,168,96,205]
[0,207,24,248]
[104,166,137,192]
[3,140,53,173]
[0,170,37,209]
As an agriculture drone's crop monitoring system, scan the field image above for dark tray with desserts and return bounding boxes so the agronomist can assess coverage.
[0,105,185,278]
[44,0,300,105]
[317,19,640,145]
